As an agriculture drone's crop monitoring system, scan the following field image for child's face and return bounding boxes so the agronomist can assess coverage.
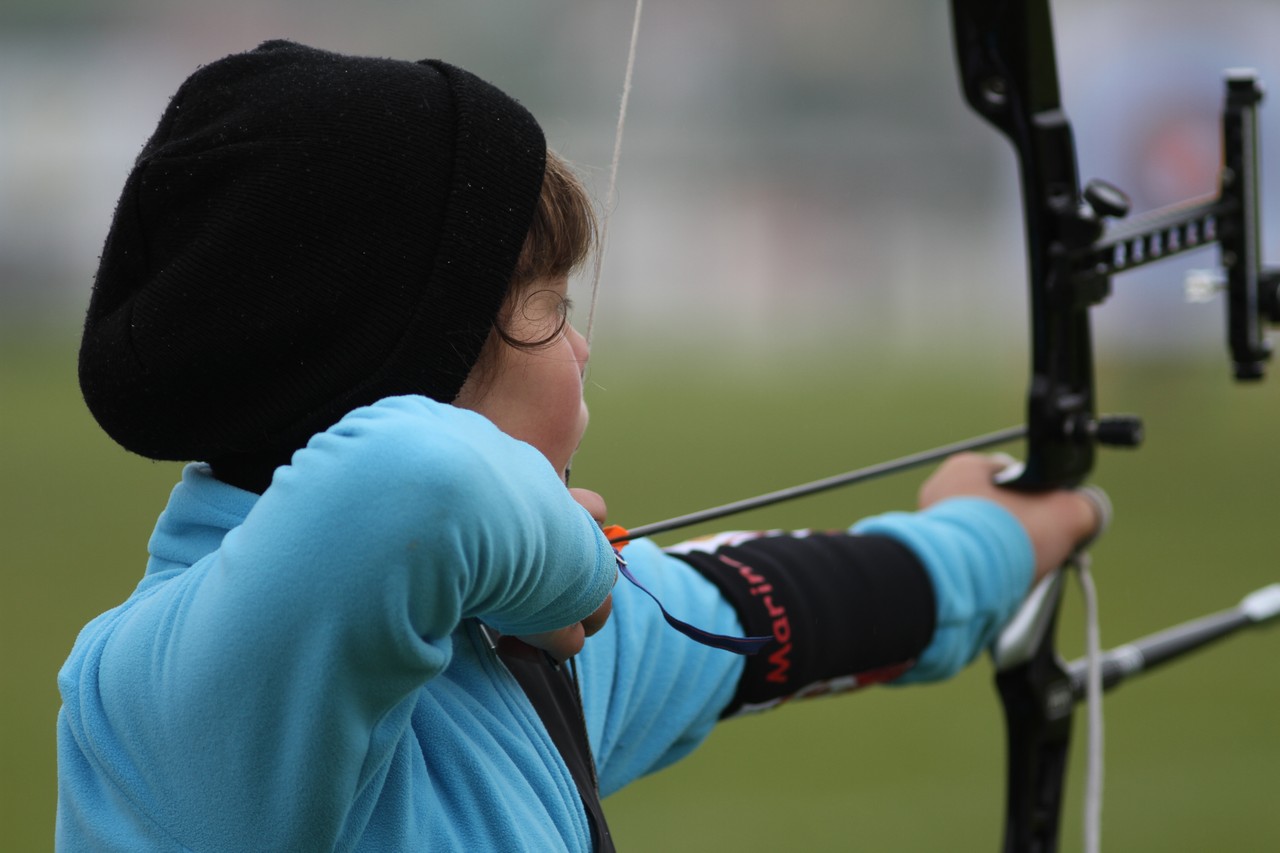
[453,276,589,480]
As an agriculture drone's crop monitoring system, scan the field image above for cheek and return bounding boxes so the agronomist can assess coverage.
[456,338,587,474]
[546,356,588,432]
[539,347,589,462]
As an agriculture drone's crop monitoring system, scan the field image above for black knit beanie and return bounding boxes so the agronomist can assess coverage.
[79,40,547,491]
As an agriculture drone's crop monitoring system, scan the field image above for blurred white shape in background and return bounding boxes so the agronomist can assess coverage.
[0,0,1275,364]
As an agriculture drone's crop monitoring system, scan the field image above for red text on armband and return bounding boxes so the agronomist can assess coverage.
[717,554,792,684]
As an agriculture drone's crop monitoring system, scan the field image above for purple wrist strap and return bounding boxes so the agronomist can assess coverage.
[615,550,773,655]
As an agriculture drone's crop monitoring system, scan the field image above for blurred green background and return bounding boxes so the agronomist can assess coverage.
[4,0,1279,850]
[5,330,1278,851]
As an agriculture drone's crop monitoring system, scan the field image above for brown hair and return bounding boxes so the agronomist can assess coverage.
[492,150,597,349]
[510,149,597,290]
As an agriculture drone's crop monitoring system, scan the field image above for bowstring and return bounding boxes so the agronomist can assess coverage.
[583,0,644,348]
[1078,555,1104,853]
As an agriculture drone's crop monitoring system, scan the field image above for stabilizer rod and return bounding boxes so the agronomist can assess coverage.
[1065,583,1280,700]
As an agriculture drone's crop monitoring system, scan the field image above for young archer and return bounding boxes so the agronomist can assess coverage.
[58,40,1099,852]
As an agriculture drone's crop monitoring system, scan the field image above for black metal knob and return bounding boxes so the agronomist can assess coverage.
[1084,179,1132,219]
[1095,415,1143,447]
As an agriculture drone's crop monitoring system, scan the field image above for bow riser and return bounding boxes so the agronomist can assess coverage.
[953,0,1102,492]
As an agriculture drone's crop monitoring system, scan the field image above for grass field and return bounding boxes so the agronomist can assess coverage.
[4,329,1278,851]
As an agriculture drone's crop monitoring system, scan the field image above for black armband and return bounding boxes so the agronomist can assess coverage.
[669,532,935,717]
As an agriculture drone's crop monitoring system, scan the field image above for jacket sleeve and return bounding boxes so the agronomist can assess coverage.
[854,496,1034,683]
[57,396,616,850]
[576,539,747,798]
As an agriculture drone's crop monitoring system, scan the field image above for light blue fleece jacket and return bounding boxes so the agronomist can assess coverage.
[57,395,1032,852]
